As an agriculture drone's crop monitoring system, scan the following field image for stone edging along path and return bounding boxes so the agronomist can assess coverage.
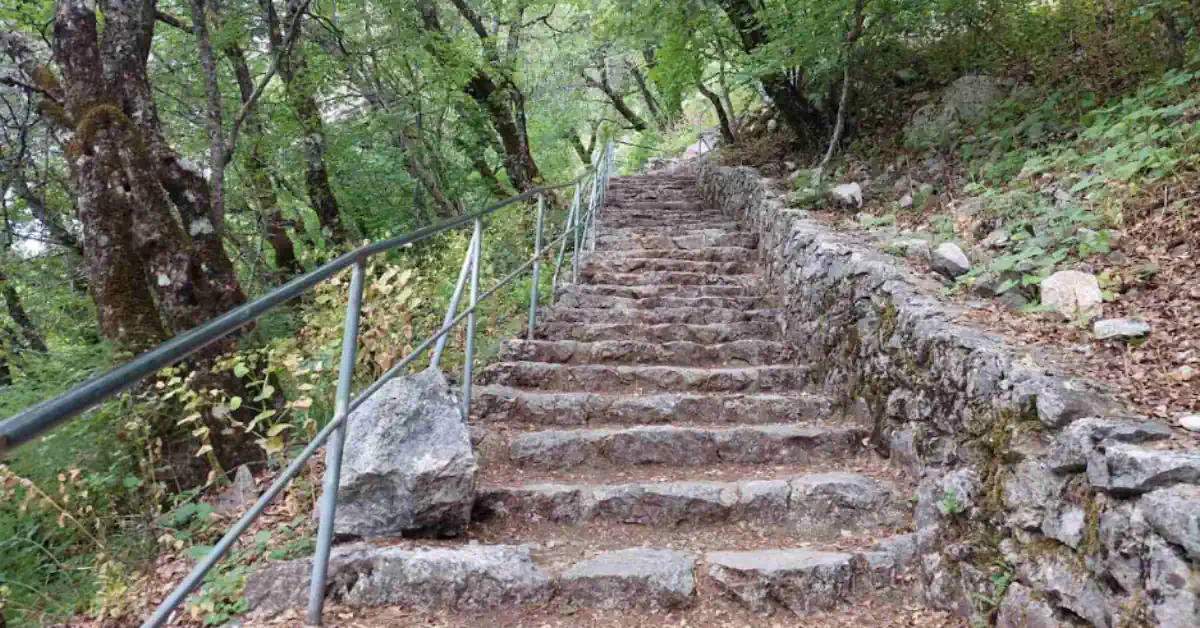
[696,160,1200,628]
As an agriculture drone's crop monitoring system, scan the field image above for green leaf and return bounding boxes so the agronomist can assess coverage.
[233,363,251,378]
[266,423,292,437]
[229,396,243,411]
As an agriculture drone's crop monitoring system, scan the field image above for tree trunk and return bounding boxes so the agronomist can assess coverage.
[398,131,461,219]
[0,266,47,353]
[568,130,591,165]
[716,0,826,146]
[697,81,735,145]
[629,65,664,129]
[418,0,542,192]
[268,0,349,244]
[52,0,262,485]
[224,44,303,280]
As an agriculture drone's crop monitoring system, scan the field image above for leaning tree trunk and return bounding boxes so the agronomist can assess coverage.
[697,81,735,145]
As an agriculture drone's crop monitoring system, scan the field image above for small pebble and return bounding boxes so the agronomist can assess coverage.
[1180,415,1200,433]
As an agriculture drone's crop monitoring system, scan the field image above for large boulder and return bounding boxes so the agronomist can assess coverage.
[335,368,477,538]
[905,75,1005,145]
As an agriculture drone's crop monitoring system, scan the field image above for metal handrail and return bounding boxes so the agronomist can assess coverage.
[0,142,615,627]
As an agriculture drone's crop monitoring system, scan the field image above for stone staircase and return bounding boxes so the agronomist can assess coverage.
[465,175,922,617]
[245,174,928,625]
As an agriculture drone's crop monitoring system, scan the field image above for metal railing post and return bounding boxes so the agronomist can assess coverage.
[551,184,579,294]
[527,193,545,340]
[306,260,366,625]
[461,219,482,417]
[431,231,479,368]
[573,177,587,284]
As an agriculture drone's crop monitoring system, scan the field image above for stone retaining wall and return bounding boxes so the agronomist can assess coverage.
[696,161,1200,628]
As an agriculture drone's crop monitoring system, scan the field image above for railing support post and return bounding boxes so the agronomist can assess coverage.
[306,259,366,626]
[551,184,579,295]
[527,194,545,340]
[461,219,482,417]
[431,231,478,368]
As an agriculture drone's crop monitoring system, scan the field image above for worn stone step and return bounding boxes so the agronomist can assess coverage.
[582,258,755,275]
[562,283,763,299]
[534,320,777,343]
[598,224,743,237]
[599,218,733,231]
[583,271,762,288]
[498,423,867,471]
[499,339,793,366]
[243,536,921,620]
[541,306,779,326]
[555,291,773,311]
[480,362,808,393]
[471,387,831,427]
[474,472,905,534]
[706,549,862,616]
[593,247,755,262]
[595,231,758,250]
[604,201,708,211]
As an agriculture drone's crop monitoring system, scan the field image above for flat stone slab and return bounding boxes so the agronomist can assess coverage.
[243,544,552,616]
[506,424,866,469]
[541,305,779,326]
[559,548,696,609]
[474,472,902,533]
[499,338,793,366]
[471,386,830,427]
[481,362,809,393]
[707,549,858,616]
[535,320,779,343]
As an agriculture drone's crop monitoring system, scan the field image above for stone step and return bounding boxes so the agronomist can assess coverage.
[480,362,808,393]
[593,247,756,262]
[604,201,708,211]
[562,283,763,299]
[583,271,762,288]
[582,258,755,275]
[599,217,732,231]
[598,224,744,237]
[498,423,867,471]
[555,291,773,311]
[498,339,793,366]
[534,320,777,343]
[474,472,905,534]
[541,306,779,327]
[471,387,831,427]
[595,231,758,250]
[243,536,921,618]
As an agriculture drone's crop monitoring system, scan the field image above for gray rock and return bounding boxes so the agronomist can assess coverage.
[243,544,552,616]
[560,548,696,610]
[1003,460,1065,530]
[888,238,931,260]
[981,228,1009,248]
[1040,271,1103,320]
[1146,535,1200,627]
[789,473,901,532]
[1178,415,1200,433]
[1138,484,1200,560]
[1047,418,1174,473]
[707,549,857,616]
[336,368,477,539]
[930,242,971,278]
[1093,318,1150,340]
[213,465,257,516]
[899,193,913,209]
[1089,443,1200,495]
[1042,503,1087,548]
[997,583,1070,628]
[1017,549,1112,628]
[905,75,1004,144]
[1014,377,1125,429]
[829,183,863,208]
